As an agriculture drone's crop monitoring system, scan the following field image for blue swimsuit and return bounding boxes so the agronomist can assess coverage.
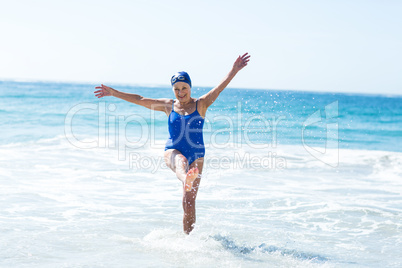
[165,100,205,165]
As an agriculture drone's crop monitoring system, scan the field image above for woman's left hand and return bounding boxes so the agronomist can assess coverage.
[233,52,251,72]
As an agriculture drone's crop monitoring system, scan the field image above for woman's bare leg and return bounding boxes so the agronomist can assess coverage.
[164,149,204,234]
[182,157,204,234]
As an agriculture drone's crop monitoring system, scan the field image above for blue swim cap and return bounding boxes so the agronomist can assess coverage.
[171,71,191,88]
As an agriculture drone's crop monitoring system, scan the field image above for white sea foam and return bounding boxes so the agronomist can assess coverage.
[0,135,401,267]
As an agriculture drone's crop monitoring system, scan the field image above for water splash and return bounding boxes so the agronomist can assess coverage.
[212,234,329,263]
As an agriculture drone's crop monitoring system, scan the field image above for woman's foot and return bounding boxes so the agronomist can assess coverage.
[184,167,199,192]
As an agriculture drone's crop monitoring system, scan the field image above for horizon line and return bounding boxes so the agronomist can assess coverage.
[1,78,401,98]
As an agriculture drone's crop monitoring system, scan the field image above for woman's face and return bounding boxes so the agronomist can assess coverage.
[172,82,191,103]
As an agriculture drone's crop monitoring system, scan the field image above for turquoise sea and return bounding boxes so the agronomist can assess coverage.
[1,80,401,267]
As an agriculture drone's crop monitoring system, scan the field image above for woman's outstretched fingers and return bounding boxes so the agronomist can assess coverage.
[234,53,251,71]
[93,84,113,98]
[241,53,250,65]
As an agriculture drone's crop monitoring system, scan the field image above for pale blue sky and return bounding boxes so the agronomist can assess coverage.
[1,0,401,94]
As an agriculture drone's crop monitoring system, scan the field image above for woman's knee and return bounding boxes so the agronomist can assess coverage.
[164,149,188,171]
[175,154,187,165]
[163,150,174,169]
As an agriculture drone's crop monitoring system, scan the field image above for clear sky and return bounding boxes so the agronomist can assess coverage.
[1,0,401,94]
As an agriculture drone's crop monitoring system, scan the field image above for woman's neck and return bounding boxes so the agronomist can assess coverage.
[178,98,193,106]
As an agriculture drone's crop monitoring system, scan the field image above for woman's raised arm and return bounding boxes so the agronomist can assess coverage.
[198,53,250,113]
[94,84,171,114]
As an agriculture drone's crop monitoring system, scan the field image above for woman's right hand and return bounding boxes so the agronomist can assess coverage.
[94,84,115,98]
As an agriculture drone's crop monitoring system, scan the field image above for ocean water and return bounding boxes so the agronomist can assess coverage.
[0,80,401,267]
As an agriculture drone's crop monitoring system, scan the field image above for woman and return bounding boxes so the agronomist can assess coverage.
[94,53,250,234]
